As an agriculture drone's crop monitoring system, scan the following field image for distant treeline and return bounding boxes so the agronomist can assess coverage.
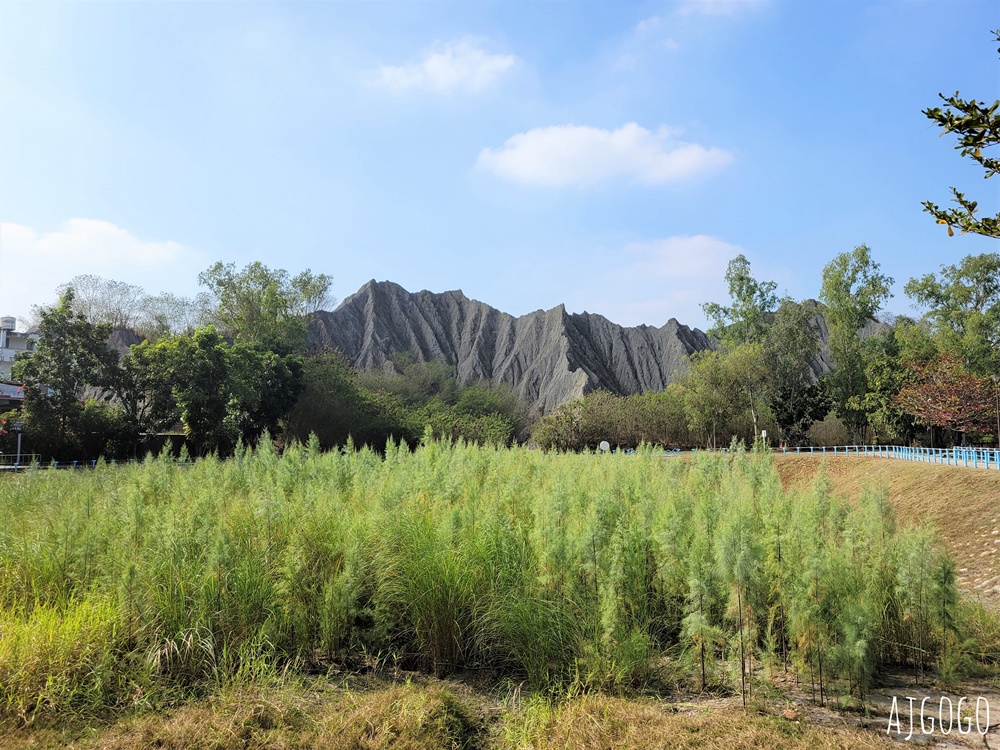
[533,249,999,452]
[2,248,998,461]
[0,263,532,461]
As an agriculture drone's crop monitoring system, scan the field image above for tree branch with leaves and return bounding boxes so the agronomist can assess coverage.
[895,352,994,441]
[921,30,1000,239]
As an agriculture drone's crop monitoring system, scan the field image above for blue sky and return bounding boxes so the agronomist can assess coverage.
[1,0,997,330]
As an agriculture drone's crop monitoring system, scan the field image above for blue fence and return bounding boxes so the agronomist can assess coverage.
[777,444,1000,470]
[4,445,1000,471]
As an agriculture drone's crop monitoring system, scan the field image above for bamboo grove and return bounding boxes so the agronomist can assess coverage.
[0,439,995,720]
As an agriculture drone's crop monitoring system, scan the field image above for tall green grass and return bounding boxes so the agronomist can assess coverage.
[0,439,994,720]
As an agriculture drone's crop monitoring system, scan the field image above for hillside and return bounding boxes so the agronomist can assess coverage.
[305,281,886,415]
[308,280,713,414]
[774,455,1000,605]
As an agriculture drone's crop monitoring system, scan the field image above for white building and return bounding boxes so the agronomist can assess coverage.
[0,382,23,410]
[0,317,38,383]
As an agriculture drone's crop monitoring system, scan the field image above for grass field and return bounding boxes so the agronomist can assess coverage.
[1,442,997,748]
[773,455,1000,606]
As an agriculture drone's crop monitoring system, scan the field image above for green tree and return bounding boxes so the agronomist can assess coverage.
[716,491,764,707]
[921,30,1000,239]
[454,381,533,441]
[11,290,119,455]
[702,259,825,446]
[529,390,631,451]
[226,343,304,445]
[131,326,304,455]
[77,400,129,460]
[702,255,778,346]
[903,252,1000,376]
[725,342,772,440]
[284,351,365,448]
[198,261,333,353]
[530,402,580,451]
[763,300,829,445]
[284,351,415,449]
[108,339,180,451]
[629,386,690,447]
[680,351,742,449]
[819,245,894,442]
[357,353,460,407]
[682,504,724,690]
[851,322,918,444]
[679,355,722,451]
[165,327,234,454]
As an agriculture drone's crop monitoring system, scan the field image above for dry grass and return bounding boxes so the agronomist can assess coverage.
[0,682,902,750]
[773,455,1000,605]
[0,682,481,750]
[496,695,896,749]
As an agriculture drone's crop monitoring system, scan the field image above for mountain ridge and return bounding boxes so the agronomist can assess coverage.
[307,280,714,414]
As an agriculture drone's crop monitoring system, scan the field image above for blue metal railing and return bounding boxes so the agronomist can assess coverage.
[5,445,1000,471]
[776,444,1000,470]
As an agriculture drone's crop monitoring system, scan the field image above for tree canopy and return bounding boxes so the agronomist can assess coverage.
[57,274,146,330]
[11,290,119,455]
[921,30,1000,239]
[702,254,778,347]
[198,262,333,353]
[763,299,829,445]
[116,326,305,455]
[904,252,1000,376]
[819,245,894,442]
[8,244,1000,460]
[895,353,994,440]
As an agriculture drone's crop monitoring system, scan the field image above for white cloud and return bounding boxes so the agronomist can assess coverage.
[6,219,187,265]
[626,0,757,61]
[0,220,201,324]
[571,235,743,328]
[476,123,732,187]
[374,38,517,94]
[625,235,742,280]
[636,16,663,33]
[675,0,769,17]
[613,17,674,69]
[631,0,766,50]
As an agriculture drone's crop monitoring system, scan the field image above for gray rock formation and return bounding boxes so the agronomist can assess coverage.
[808,307,887,377]
[308,280,713,414]
[107,328,143,358]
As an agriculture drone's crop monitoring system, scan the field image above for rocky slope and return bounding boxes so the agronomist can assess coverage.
[308,281,713,414]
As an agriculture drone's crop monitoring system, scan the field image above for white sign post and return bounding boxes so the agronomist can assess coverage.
[13,421,23,467]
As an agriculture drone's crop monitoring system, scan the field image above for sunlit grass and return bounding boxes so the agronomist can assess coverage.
[0,439,996,724]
